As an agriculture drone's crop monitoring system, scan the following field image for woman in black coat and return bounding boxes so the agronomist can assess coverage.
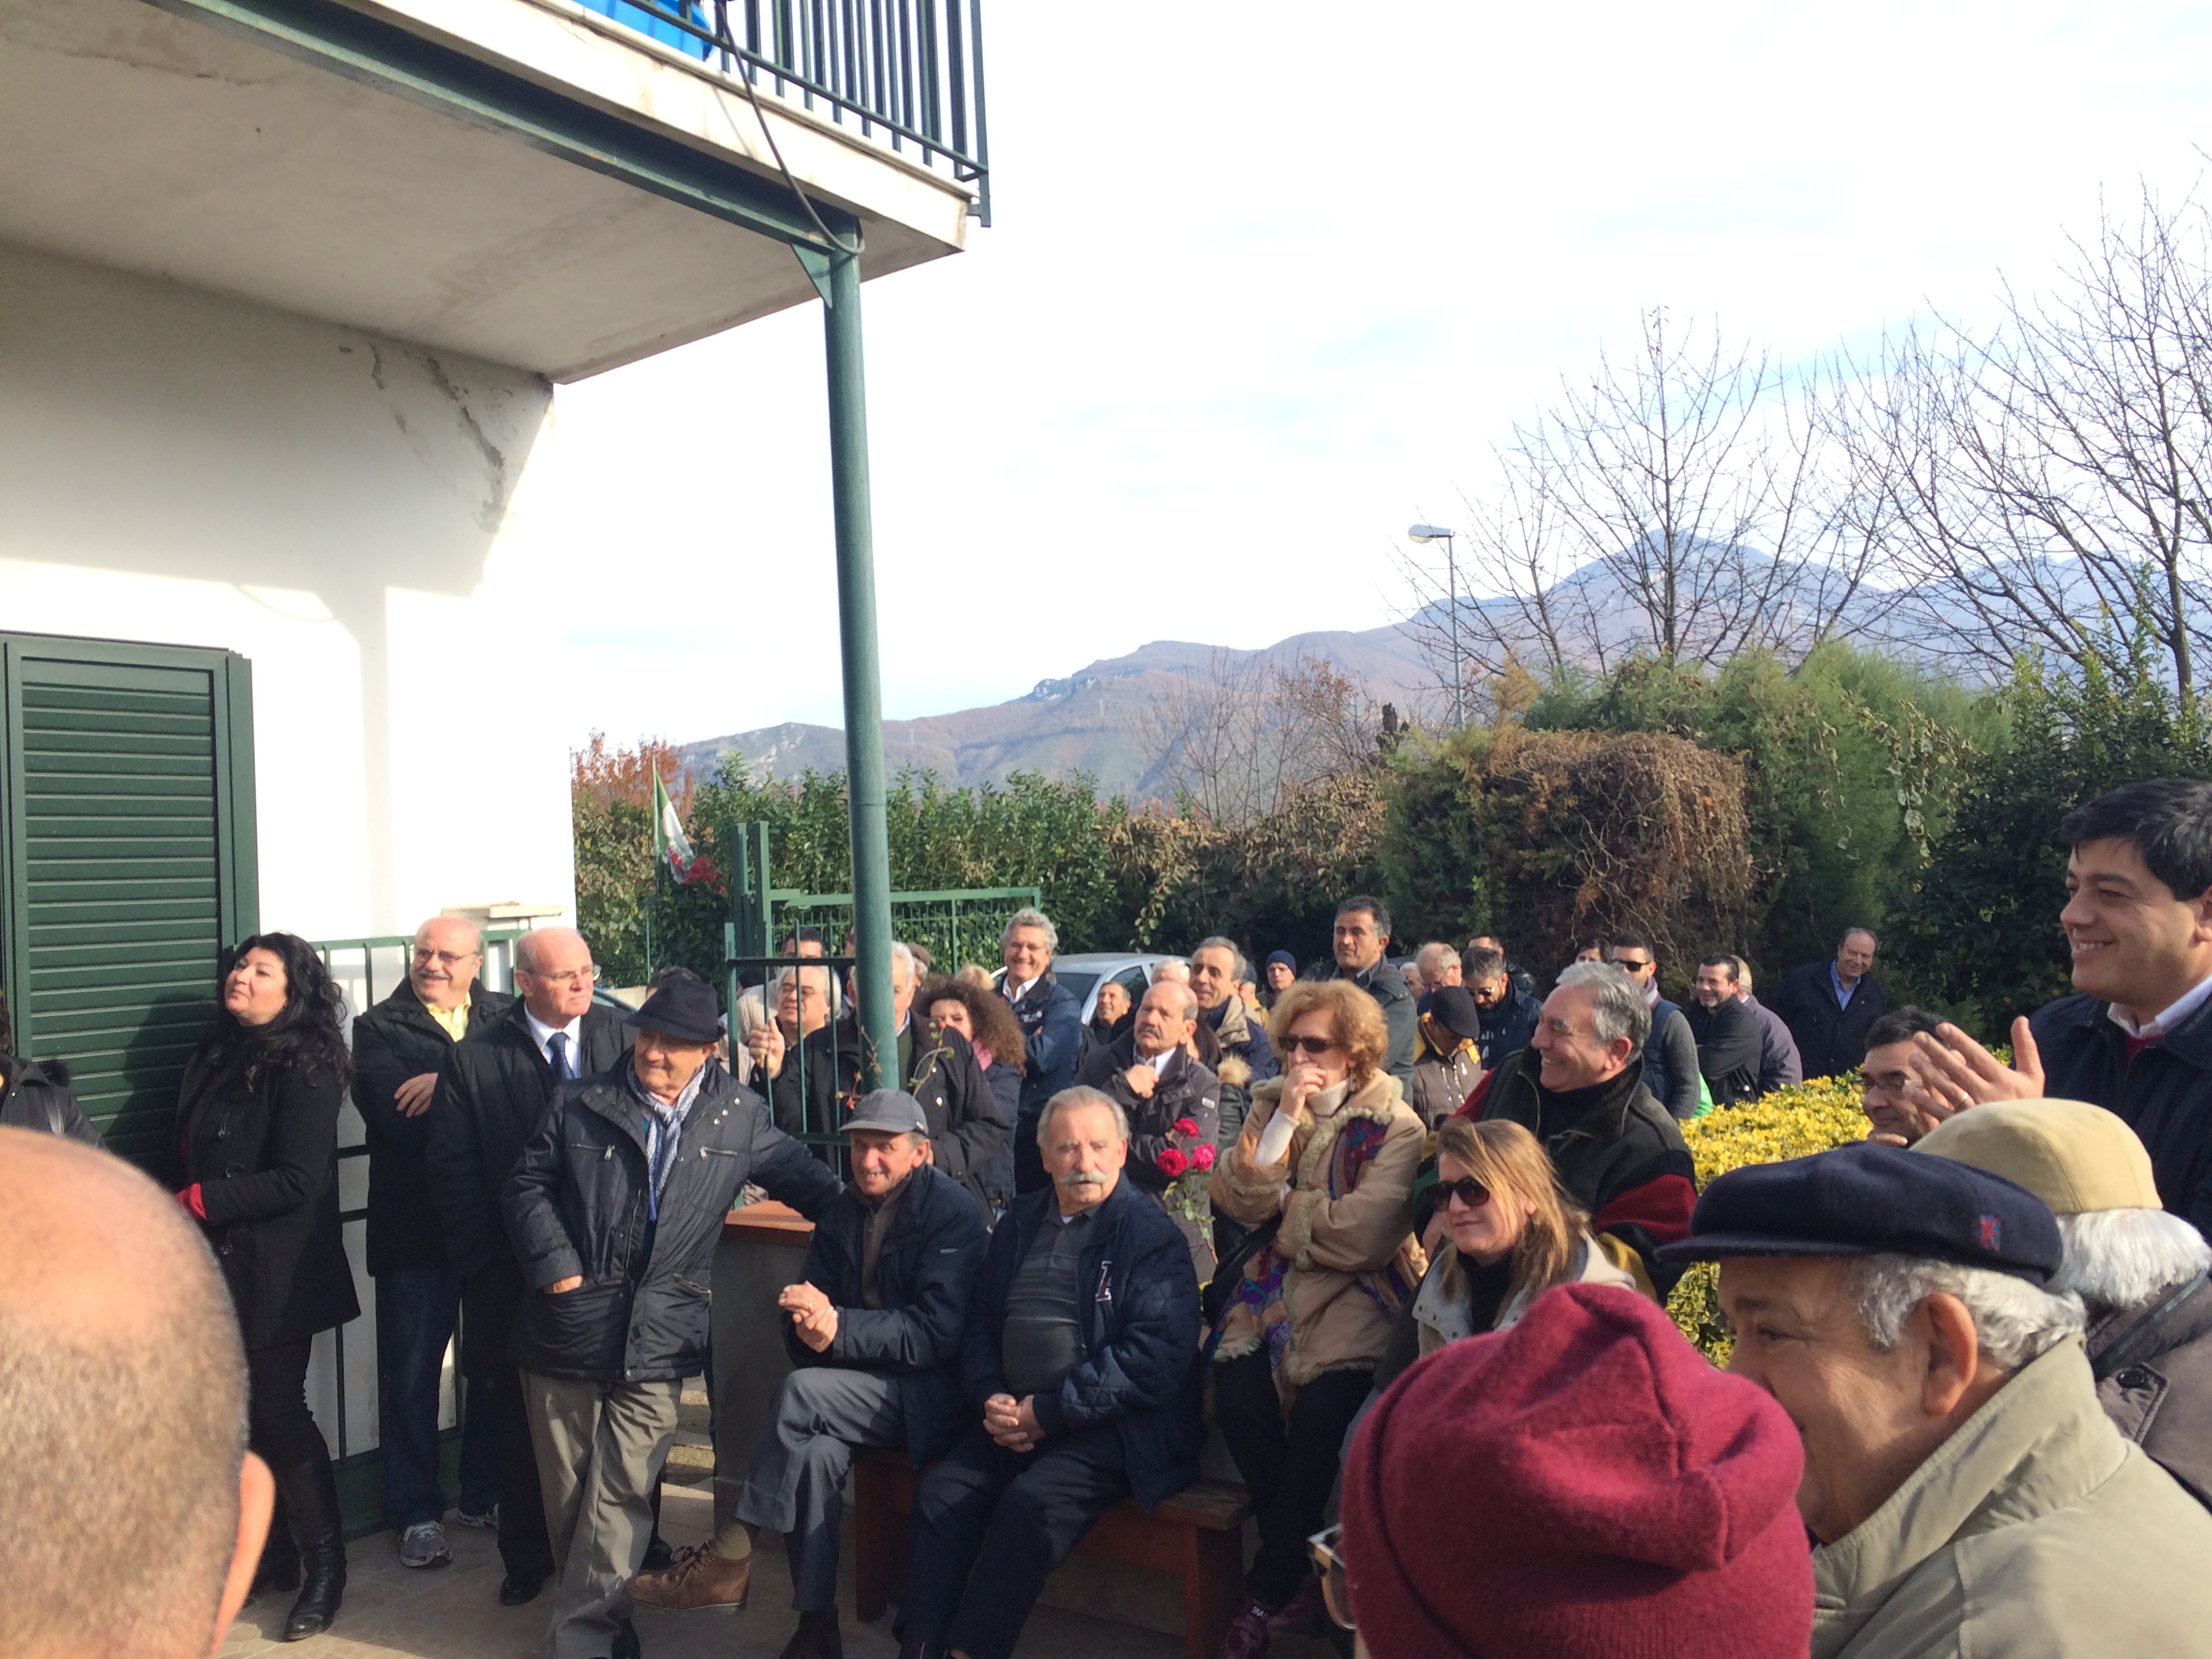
[0,983,98,1143]
[174,931,359,1643]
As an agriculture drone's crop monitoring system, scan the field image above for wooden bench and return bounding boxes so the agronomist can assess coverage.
[852,1448,1252,1659]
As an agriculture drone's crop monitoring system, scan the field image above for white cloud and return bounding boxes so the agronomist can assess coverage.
[540,0,2212,744]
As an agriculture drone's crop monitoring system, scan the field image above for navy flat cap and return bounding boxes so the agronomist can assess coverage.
[1654,1141,2062,1284]
[624,976,724,1045]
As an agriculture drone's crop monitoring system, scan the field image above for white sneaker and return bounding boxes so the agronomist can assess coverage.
[453,1504,499,1530]
[398,1521,452,1569]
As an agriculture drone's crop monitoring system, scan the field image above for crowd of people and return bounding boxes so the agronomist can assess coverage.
[8,777,2212,1658]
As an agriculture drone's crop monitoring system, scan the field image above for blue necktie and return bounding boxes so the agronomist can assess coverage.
[548,1032,574,1080]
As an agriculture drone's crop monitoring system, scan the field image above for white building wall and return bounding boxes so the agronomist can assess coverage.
[0,240,578,941]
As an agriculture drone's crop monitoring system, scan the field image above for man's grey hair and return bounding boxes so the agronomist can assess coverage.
[1462,943,1507,983]
[1552,961,1652,1059]
[1193,936,1244,974]
[417,914,483,954]
[1415,941,1454,972]
[888,939,918,983]
[1002,907,1059,953]
[1038,1084,1129,1145]
[2054,1208,2212,1313]
[1146,979,1199,1022]
[1847,1254,2085,1372]
[1841,926,1879,949]
[1733,956,1756,993]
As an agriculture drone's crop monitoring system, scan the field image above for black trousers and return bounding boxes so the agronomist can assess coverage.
[1213,1351,1374,1607]
[247,1339,331,1470]
[492,1364,558,1580]
[898,1422,1130,1659]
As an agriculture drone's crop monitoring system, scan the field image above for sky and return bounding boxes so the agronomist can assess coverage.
[539,1,2212,746]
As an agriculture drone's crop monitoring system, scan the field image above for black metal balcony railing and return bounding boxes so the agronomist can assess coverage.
[581,0,989,224]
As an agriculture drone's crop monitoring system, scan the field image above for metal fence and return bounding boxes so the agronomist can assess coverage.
[578,0,990,222]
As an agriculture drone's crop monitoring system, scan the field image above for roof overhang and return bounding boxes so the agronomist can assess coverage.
[0,0,976,377]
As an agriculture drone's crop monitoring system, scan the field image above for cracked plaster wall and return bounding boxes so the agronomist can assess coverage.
[0,240,577,941]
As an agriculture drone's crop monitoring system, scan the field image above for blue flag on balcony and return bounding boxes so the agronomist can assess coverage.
[653,764,697,882]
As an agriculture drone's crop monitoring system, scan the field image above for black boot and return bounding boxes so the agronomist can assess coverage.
[245,1485,300,1607]
[274,1454,346,1642]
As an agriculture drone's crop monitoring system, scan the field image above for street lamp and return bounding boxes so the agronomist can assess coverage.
[1408,523,1462,727]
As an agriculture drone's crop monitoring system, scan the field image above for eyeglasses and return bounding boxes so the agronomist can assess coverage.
[1307,1526,1354,1631]
[1610,956,1652,972]
[525,967,598,987]
[412,948,480,968]
[1437,1175,1492,1210]
[1282,1033,1342,1057]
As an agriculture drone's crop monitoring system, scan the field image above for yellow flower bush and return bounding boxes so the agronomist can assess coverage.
[1666,1076,1870,1363]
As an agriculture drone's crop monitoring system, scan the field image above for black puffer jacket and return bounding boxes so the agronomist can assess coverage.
[503,1059,839,1382]
[784,1164,990,1462]
[1685,997,1764,1107]
[962,1179,1204,1511]
[0,1055,98,1143]
[178,1047,361,1349]
[2034,992,2212,1233]
[352,979,512,1276]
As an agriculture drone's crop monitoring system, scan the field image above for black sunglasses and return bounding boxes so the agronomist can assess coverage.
[1282,1033,1342,1057]
[1437,1175,1492,1210]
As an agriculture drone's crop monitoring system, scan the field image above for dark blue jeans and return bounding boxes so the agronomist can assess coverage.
[377,1268,498,1531]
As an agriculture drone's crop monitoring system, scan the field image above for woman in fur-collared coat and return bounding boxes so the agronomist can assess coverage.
[1205,979,1424,1656]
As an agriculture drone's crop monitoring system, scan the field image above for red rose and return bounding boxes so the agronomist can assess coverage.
[1191,1144,1216,1171]
[1174,1117,1200,1139]
[1156,1147,1190,1178]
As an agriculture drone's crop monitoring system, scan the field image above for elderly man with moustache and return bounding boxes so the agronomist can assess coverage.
[628,1091,989,1658]
[351,916,511,1570]
[504,974,841,1659]
[1077,979,1223,1277]
[895,1087,1204,1659]
[1661,1141,2212,1657]
[1,1131,280,1659]
[427,926,632,1607]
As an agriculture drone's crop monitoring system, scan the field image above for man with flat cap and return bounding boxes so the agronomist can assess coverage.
[504,975,840,1659]
[1658,1141,2212,1658]
[630,1089,989,1659]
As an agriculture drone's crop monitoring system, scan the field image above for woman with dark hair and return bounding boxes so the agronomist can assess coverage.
[922,973,1026,1210]
[0,981,98,1142]
[174,931,359,1642]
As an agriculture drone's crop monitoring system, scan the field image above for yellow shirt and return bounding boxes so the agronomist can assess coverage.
[427,995,472,1044]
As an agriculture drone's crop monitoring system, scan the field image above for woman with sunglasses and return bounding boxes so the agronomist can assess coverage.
[1206,979,1424,1659]
[1370,1116,1643,1399]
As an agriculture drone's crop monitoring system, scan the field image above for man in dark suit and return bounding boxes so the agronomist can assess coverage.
[426,925,628,1607]
[353,916,512,1570]
[1771,928,1887,1080]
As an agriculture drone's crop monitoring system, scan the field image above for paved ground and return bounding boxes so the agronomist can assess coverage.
[217,1481,1202,1659]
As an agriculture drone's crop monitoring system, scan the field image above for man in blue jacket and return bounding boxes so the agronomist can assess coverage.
[629,1090,988,1658]
[503,977,840,1659]
[897,1086,1204,1659]
[1000,907,1084,1195]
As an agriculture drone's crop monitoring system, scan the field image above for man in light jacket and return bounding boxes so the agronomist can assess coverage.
[1660,1141,2212,1658]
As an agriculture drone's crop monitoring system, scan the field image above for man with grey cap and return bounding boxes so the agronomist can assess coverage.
[1918,1097,2212,1508]
[1660,1140,2212,1658]
[630,1089,988,1659]
[504,975,840,1659]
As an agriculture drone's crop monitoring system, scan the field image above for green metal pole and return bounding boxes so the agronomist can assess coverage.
[823,248,897,1092]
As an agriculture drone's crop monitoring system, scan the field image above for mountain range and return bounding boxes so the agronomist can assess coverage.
[674,619,1437,798]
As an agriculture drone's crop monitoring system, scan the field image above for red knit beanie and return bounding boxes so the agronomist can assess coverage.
[1341,1282,1812,1659]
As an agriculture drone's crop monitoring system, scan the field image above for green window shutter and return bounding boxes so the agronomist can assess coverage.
[1,634,258,1168]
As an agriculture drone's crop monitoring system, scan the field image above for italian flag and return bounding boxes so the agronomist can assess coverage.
[653,764,697,882]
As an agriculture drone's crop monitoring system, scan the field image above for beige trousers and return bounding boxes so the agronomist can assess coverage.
[523,1370,682,1659]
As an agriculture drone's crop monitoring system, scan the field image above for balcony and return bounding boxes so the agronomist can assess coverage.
[0,0,989,377]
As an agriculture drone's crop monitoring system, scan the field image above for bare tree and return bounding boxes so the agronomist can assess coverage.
[1843,189,2212,695]
[1400,311,1884,697]
[1138,651,1380,823]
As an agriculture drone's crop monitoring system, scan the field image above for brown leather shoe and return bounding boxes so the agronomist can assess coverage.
[775,1607,842,1659]
[626,1543,752,1611]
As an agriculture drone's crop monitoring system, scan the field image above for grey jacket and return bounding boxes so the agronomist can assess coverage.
[1813,1339,2212,1658]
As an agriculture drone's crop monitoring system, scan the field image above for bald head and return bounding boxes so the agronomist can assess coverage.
[0,1131,260,1658]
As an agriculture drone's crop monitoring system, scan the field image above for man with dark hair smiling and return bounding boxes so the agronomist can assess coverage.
[1899,779,2212,1235]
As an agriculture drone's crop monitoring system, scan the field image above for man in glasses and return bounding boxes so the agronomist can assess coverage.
[353,916,511,1572]
[1602,929,1701,1122]
[426,926,631,1607]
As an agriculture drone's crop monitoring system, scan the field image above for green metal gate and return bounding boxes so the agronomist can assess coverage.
[0,631,259,1166]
